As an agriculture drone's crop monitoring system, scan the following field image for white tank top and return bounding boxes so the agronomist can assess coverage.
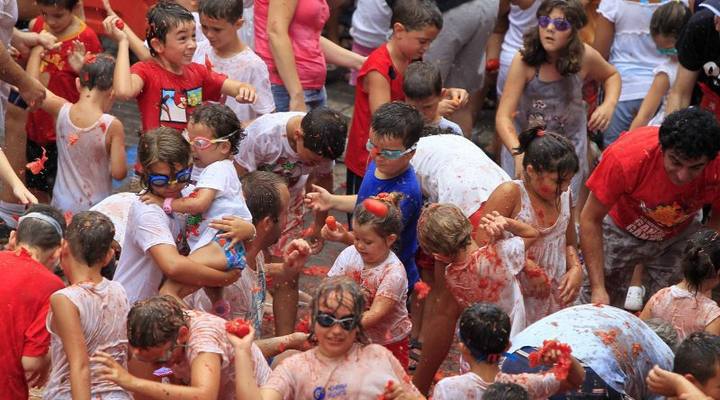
[51,103,116,213]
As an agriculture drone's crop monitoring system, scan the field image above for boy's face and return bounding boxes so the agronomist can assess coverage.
[693,363,720,400]
[405,96,441,124]
[662,148,709,186]
[368,130,414,178]
[294,133,326,167]
[199,15,243,52]
[38,4,74,34]
[153,21,197,66]
[393,23,439,61]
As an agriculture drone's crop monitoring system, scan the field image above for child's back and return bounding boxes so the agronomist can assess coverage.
[645,286,720,341]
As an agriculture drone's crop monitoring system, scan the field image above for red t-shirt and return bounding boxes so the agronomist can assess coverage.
[130,60,227,133]
[0,249,64,400]
[345,44,405,177]
[587,126,720,241]
[26,17,103,145]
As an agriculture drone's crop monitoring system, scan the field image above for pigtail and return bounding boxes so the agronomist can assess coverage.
[513,126,545,156]
[682,229,720,295]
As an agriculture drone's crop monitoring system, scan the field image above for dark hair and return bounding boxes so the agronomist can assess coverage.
[650,1,691,38]
[458,303,511,363]
[310,276,367,343]
[189,103,244,155]
[146,1,195,57]
[78,53,115,91]
[521,0,587,75]
[391,0,443,31]
[242,171,285,224]
[127,295,189,348]
[66,211,115,267]
[673,332,720,384]
[682,229,720,295]
[483,383,530,400]
[199,0,243,23]
[514,127,579,181]
[138,127,191,190]
[371,101,424,149]
[645,318,679,351]
[36,0,79,10]
[403,61,442,99]
[353,193,404,240]
[15,204,66,251]
[420,125,457,137]
[659,108,720,160]
[300,107,348,160]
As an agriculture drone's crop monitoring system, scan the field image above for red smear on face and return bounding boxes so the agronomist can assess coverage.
[294,316,310,333]
[325,216,337,230]
[68,133,79,146]
[114,19,125,30]
[225,318,251,337]
[528,340,573,380]
[632,343,643,357]
[26,147,48,175]
[595,329,618,345]
[302,265,330,276]
[539,184,554,195]
[363,198,388,217]
[414,281,431,300]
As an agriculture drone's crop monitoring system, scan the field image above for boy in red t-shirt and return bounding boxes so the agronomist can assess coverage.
[580,107,720,307]
[25,0,103,199]
[105,2,256,134]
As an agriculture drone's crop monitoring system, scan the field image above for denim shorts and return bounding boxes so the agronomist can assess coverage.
[271,84,327,112]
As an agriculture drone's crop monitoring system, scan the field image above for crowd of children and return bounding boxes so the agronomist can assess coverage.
[3,0,720,398]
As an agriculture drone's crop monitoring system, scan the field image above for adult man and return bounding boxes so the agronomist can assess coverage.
[580,107,720,306]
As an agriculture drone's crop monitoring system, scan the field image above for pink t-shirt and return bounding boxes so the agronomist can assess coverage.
[433,371,560,400]
[263,343,421,399]
[644,285,720,341]
[328,247,412,345]
[253,0,330,89]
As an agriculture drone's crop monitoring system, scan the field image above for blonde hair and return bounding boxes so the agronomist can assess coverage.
[417,203,472,257]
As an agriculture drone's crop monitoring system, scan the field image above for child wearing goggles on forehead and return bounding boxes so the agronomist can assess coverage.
[141,103,254,318]
[228,277,423,399]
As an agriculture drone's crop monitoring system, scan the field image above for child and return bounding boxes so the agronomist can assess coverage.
[44,211,131,399]
[141,103,254,316]
[39,53,127,213]
[640,229,720,341]
[105,1,256,135]
[629,1,692,130]
[657,332,720,399]
[25,0,103,199]
[496,0,619,207]
[328,194,412,369]
[192,0,274,124]
[403,61,463,136]
[228,277,423,399]
[433,303,584,400]
[476,127,581,324]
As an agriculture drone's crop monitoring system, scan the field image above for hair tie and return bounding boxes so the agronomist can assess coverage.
[18,212,63,238]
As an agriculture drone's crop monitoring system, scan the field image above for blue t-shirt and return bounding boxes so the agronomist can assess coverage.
[356,161,422,288]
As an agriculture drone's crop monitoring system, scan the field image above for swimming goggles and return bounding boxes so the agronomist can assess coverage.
[365,140,417,160]
[182,129,236,150]
[538,15,572,32]
[147,167,193,187]
[315,313,358,331]
[657,47,678,56]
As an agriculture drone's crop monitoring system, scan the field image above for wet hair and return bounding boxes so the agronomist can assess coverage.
[483,383,530,400]
[645,318,679,352]
[682,229,720,295]
[36,0,79,10]
[650,1,691,39]
[420,125,457,137]
[458,303,511,363]
[189,103,244,155]
[371,102,424,150]
[310,276,367,343]
[66,211,115,267]
[199,0,243,23]
[242,171,285,224]
[127,295,189,348]
[146,1,195,57]
[15,204,66,251]
[391,0,443,32]
[521,0,587,76]
[78,53,115,91]
[403,61,442,99]
[353,193,404,240]
[673,332,720,384]
[417,203,472,257]
[659,107,720,161]
[138,127,191,190]
[300,107,348,160]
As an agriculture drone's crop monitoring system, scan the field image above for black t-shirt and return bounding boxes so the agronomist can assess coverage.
[677,5,720,94]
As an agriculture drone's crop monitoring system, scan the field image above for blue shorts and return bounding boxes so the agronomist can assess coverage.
[213,235,247,271]
[271,84,327,112]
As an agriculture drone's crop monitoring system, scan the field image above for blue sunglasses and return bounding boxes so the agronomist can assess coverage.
[147,167,193,187]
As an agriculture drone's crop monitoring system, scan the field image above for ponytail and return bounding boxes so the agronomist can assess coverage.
[513,127,579,179]
[682,229,720,295]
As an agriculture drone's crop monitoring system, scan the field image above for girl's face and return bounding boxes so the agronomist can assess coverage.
[525,166,572,202]
[315,291,359,358]
[353,221,396,265]
[653,34,678,61]
[538,8,573,53]
[186,121,231,168]
[146,161,190,198]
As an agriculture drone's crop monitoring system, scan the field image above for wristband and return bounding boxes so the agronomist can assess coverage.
[162,197,174,214]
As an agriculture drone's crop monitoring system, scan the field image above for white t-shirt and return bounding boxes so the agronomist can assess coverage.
[192,5,255,49]
[185,159,252,252]
[411,134,510,216]
[193,42,274,122]
[90,192,136,246]
[598,0,686,101]
[433,371,560,400]
[234,112,334,194]
[350,0,392,49]
[51,103,116,213]
[648,58,679,126]
[328,247,412,345]
[114,199,184,303]
[498,0,541,95]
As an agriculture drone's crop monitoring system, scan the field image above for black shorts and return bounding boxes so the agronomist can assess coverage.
[25,140,58,194]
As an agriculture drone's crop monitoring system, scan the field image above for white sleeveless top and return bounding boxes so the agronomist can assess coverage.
[51,103,116,213]
[513,180,571,324]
